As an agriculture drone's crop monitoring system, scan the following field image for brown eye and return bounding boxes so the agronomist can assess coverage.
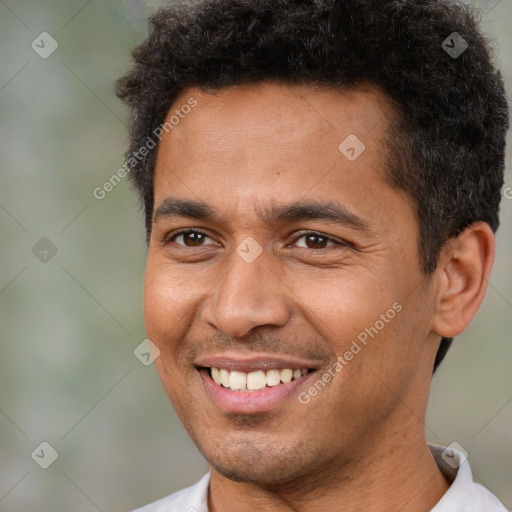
[302,233,329,249]
[294,232,340,250]
[166,229,213,247]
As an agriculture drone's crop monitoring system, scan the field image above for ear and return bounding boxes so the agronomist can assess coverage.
[431,221,495,338]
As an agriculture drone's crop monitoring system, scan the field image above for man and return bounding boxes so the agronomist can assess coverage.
[115,0,509,510]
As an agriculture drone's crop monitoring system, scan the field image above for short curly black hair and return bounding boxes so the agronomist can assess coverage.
[115,0,509,372]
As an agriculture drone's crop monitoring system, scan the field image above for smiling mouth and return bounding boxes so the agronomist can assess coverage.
[201,366,317,392]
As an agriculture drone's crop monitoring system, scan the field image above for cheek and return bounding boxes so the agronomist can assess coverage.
[300,268,397,348]
[303,269,416,401]
[144,264,202,411]
[142,263,197,349]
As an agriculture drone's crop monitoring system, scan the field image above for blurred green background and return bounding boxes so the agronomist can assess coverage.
[0,1,510,510]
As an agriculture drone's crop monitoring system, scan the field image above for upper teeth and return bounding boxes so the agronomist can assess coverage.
[210,367,309,391]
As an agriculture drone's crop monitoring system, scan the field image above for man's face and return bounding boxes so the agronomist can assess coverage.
[144,82,439,484]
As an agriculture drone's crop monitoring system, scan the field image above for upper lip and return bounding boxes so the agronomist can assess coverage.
[195,353,324,373]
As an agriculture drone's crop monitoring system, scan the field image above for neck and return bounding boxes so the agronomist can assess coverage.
[208,417,450,512]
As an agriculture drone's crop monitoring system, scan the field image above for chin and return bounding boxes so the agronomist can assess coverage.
[200,438,323,485]
[210,459,304,485]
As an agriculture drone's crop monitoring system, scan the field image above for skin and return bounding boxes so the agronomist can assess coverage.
[143,81,495,511]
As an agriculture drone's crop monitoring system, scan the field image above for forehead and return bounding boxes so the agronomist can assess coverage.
[152,81,405,228]
[165,81,393,149]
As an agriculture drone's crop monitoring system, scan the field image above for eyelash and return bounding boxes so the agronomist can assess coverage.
[163,229,349,250]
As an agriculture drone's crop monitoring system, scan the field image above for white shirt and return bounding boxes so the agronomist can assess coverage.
[131,444,509,511]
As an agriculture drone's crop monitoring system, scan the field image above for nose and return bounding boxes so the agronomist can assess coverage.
[201,248,291,339]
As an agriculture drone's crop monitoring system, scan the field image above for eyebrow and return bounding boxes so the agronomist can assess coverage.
[153,196,369,232]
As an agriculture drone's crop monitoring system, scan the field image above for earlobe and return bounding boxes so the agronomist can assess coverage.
[431,222,495,338]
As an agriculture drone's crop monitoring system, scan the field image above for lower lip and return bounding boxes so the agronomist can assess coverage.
[199,369,316,414]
